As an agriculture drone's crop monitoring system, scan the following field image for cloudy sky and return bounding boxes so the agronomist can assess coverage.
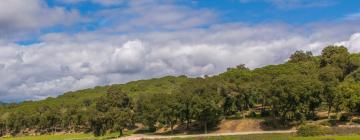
[1,0,360,102]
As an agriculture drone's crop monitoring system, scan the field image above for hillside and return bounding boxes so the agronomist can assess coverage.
[0,46,360,138]
[0,75,188,114]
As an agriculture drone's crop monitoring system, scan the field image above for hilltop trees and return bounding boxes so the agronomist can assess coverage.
[289,50,313,63]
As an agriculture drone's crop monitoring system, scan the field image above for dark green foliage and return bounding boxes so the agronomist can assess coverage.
[260,110,270,117]
[297,124,332,136]
[249,111,257,118]
[91,86,134,136]
[289,50,313,63]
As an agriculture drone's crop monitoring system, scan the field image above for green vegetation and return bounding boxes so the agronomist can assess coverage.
[1,46,360,139]
[0,132,126,140]
[296,124,332,136]
[168,134,360,140]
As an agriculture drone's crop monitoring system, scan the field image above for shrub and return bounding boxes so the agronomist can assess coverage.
[296,124,332,136]
[262,119,275,128]
[235,112,243,119]
[260,110,270,117]
[339,115,349,122]
[249,111,257,118]
[295,112,305,122]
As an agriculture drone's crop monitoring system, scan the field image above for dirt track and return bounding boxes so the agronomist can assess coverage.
[114,130,296,140]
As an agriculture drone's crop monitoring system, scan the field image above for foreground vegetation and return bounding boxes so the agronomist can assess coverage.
[1,46,360,138]
[169,134,360,140]
[0,133,114,140]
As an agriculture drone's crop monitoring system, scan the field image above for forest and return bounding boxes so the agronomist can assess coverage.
[0,45,359,137]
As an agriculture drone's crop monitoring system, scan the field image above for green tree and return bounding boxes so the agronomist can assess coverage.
[92,86,134,136]
[289,50,313,63]
[0,118,6,136]
[319,46,351,118]
[320,45,351,77]
[337,75,360,113]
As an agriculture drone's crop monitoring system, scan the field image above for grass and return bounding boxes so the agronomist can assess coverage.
[2,133,360,140]
[0,131,133,140]
[169,133,360,140]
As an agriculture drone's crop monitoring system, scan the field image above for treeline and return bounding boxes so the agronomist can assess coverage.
[0,46,360,137]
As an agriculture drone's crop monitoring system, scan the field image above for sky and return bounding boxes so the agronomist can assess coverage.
[1,0,360,102]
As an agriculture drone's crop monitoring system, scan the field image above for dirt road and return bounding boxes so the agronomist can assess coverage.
[114,130,296,140]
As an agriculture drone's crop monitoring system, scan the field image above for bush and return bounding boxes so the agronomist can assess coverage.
[296,124,332,136]
[260,110,270,117]
[262,119,275,128]
[235,112,243,119]
[295,112,305,122]
[249,111,257,118]
[339,115,349,122]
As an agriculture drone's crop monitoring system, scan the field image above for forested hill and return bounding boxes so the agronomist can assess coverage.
[0,75,188,113]
[0,45,360,137]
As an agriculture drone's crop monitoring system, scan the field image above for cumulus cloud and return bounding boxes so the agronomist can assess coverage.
[1,22,360,102]
[1,0,360,102]
[336,33,360,52]
[0,0,80,40]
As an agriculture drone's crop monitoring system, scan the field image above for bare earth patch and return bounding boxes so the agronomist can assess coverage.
[214,119,263,133]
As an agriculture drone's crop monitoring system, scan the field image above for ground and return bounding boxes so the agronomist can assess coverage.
[0,132,123,140]
[214,119,263,133]
[167,134,360,140]
[2,118,359,140]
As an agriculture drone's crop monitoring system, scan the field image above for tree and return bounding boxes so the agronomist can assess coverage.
[320,45,351,77]
[319,46,351,118]
[0,119,6,136]
[270,67,323,123]
[7,111,28,135]
[174,79,201,129]
[158,94,179,133]
[337,76,360,113]
[136,93,162,132]
[289,50,313,63]
[92,86,134,136]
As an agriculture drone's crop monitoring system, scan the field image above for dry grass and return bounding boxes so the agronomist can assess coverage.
[213,119,264,133]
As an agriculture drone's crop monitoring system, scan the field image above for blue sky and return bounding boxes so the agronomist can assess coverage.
[14,0,360,45]
[1,0,360,102]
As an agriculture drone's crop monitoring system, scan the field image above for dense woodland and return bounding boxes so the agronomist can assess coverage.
[0,46,359,137]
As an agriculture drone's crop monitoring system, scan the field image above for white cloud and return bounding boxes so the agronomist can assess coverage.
[0,0,81,40]
[1,22,360,102]
[1,0,360,102]
[336,33,360,52]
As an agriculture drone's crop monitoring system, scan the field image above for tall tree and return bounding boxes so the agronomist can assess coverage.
[92,86,134,136]
[319,46,351,118]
